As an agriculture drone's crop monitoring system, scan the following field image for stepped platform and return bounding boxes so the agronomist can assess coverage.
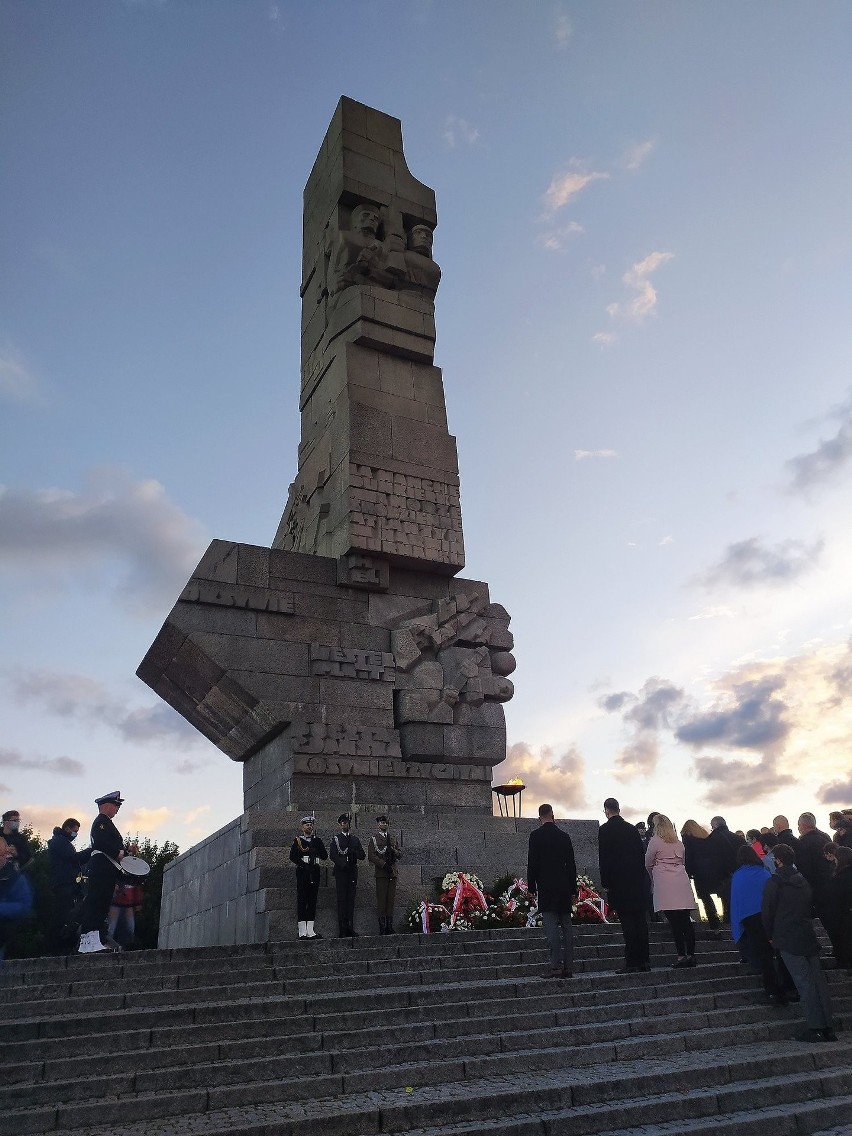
[1,922,850,1135]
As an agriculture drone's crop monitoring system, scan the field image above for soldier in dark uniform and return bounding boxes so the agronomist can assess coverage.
[79,791,126,954]
[289,816,327,939]
[367,815,401,934]
[329,813,365,937]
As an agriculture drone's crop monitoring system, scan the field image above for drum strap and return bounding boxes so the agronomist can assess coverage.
[90,849,123,872]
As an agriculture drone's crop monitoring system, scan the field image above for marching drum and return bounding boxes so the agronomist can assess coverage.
[120,855,151,879]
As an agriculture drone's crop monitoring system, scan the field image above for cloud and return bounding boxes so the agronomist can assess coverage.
[602,678,685,781]
[786,393,852,493]
[443,115,479,148]
[701,535,824,589]
[599,691,634,713]
[688,605,736,622]
[538,222,585,251]
[817,776,852,805]
[830,638,852,702]
[574,449,618,461]
[592,331,617,348]
[676,675,790,751]
[0,469,208,615]
[693,753,795,807]
[15,804,91,839]
[622,139,656,171]
[124,806,172,835]
[607,251,674,323]
[501,741,587,811]
[10,669,203,749]
[659,535,674,546]
[543,169,609,215]
[0,352,45,405]
[0,746,85,777]
[553,7,572,48]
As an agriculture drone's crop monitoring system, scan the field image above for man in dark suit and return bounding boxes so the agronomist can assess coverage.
[598,798,650,973]
[706,816,745,925]
[527,803,578,979]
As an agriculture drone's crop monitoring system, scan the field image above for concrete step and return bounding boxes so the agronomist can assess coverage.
[2,993,827,1110]
[0,928,848,1136]
[7,1044,851,1136]
[3,971,793,1070]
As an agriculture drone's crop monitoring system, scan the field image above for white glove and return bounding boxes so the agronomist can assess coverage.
[301,855,310,863]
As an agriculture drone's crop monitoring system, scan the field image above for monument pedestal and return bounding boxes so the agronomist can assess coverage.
[157,807,599,949]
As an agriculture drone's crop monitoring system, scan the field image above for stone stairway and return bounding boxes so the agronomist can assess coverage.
[1,923,851,1136]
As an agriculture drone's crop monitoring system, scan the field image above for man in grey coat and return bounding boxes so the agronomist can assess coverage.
[762,842,836,1042]
[527,803,578,979]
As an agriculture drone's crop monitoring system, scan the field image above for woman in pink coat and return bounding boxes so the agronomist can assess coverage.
[645,814,699,968]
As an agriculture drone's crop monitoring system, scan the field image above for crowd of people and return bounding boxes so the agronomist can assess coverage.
[526,800,849,1043]
[0,793,147,961]
[595,801,850,1042]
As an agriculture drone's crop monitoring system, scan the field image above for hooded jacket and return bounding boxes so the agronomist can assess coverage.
[47,827,87,889]
[761,864,821,956]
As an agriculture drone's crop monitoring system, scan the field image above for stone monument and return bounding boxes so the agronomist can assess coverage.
[139,98,596,947]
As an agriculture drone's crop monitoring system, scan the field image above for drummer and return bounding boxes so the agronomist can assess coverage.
[78,791,127,954]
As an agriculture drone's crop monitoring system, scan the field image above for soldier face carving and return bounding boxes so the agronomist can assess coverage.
[351,205,380,236]
[409,224,433,257]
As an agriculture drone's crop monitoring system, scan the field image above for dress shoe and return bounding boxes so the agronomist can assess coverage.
[560,969,573,978]
[795,1027,829,1043]
[820,1028,838,1042]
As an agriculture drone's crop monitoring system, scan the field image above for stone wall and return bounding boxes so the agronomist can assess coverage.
[158,809,600,948]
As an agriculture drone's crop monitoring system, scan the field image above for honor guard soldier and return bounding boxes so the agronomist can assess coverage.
[329,813,365,937]
[368,815,401,934]
[78,791,126,954]
[289,816,327,939]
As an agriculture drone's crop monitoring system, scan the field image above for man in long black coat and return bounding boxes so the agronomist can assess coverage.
[706,816,745,925]
[527,803,578,979]
[598,798,650,972]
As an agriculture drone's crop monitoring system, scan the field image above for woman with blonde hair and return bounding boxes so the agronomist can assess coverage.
[646,814,699,967]
[681,818,720,930]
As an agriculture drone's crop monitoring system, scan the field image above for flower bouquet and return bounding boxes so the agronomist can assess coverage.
[572,873,609,923]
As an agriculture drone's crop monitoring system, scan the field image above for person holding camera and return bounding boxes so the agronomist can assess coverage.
[329,812,365,938]
[368,814,401,935]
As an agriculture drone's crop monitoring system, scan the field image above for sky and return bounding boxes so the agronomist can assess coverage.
[2,1,852,858]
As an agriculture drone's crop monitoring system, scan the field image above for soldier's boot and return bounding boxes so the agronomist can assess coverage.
[298,920,307,939]
[338,924,348,938]
[378,916,387,935]
[78,931,108,954]
[385,918,395,934]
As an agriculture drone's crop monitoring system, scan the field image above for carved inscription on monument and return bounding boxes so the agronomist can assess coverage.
[293,755,488,780]
[336,554,389,592]
[180,582,295,614]
[349,463,464,563]
[290,722,402,758]
[310,644,396,682]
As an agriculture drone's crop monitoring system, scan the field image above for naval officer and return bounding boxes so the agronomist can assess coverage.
[289,816,327,939]
[78,791,126,954]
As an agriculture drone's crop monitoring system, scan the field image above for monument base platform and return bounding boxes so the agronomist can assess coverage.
[158,808,599,948]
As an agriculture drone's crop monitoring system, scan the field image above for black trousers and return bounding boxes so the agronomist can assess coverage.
[81,857,120,935]
[296,866,321,921]
[741,912,795,996]
[618,906,650,967]
[50,884,80,951]
[335,870,357,931]
[663,909,696,957]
